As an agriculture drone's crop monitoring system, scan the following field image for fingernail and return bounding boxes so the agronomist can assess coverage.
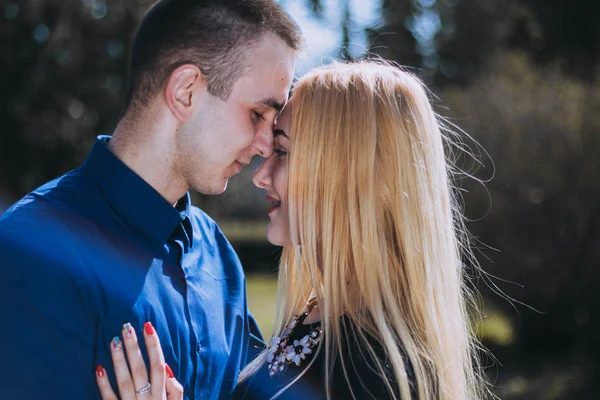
[144,322,155,336]
[96,365,105,377]
[112,336,122,351]
[165,363,174,379]
[123,322,134,337]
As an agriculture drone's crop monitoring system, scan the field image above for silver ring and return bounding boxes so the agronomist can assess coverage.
[136,382,151,394]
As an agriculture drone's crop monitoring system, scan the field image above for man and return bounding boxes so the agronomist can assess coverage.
[0,0,302,398]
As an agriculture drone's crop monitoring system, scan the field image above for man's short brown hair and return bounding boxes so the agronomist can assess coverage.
[126,0,303,109]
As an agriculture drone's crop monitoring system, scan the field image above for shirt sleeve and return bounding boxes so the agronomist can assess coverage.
[0,219,100,399]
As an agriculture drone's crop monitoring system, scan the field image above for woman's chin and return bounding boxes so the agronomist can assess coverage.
[265,224,292,246]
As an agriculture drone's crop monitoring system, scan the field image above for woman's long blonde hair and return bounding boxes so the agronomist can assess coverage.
[239,60,487,400]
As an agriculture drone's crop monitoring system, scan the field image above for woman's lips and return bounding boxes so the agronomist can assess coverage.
[266,195,281,214]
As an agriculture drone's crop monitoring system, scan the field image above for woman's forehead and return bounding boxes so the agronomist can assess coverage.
[274,97,294,131]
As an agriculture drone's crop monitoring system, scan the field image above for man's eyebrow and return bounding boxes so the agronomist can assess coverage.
[258,97,285,112]
[274,129,288,138]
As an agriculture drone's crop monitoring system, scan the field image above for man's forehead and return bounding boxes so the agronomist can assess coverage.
[236,56,293,109]
[234,75,289,109]
[251,68,293,100]
[245,43,295,97]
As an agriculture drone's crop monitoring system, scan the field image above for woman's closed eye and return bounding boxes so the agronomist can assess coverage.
[274,148,287,158]
[252,111,265,122]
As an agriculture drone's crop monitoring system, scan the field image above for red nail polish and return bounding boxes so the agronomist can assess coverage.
[144,322,155,336]
[96,365,105,377]
[165,363,174,379]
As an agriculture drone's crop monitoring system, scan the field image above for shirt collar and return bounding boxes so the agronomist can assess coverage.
[82,135,191,247]
[173,193,195,252]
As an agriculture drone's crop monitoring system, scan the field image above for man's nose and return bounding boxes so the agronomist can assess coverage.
[252,128,274,158]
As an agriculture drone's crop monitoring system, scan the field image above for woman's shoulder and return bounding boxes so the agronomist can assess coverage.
[326,316,416,399]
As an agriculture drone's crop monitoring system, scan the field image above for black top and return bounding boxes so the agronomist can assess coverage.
[234,318,416,400]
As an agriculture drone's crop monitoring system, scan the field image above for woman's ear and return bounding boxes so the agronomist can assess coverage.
[164,64,207,122]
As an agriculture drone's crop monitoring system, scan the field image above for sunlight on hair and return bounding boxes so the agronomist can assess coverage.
[239,59,492,400]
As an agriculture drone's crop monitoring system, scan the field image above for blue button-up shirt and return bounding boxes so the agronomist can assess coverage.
[0,136,262,399]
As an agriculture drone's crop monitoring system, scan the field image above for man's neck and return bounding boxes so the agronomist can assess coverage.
[108,111,188,206]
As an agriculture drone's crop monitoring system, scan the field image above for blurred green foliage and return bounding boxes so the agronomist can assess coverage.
[246,275,279,336]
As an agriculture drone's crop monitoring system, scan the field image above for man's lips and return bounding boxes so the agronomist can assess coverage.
[266,195,281,214]
[233,160,249,174]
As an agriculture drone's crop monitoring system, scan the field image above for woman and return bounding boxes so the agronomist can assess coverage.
[96,60,487,399]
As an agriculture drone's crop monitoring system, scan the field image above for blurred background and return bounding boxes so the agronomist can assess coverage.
[1,0,599,398]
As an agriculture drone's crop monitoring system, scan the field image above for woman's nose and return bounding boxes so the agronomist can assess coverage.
[252,158,272,189]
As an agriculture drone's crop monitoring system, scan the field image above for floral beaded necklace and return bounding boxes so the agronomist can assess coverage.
[266,297,322,377]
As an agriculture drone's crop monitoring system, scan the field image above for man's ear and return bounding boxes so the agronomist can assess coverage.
[164,64,206,122]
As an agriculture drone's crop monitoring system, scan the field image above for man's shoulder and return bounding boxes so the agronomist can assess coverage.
[0,206,78,256]
[2,169,86,218]
[0,170,90,249]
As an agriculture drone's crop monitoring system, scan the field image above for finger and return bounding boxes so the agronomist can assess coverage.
[95,365,118,400]
[143,322,166,396]
[110,336,136,400]
[165,364,184,400]
[122,322,150,394]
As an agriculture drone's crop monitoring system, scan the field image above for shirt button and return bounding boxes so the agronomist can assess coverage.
[196,341,203,353]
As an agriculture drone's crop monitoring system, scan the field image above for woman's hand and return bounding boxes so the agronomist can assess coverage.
[95,322,183,400]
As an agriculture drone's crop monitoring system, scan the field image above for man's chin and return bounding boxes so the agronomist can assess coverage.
[218,180,228,194]
[193,179,229,195]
